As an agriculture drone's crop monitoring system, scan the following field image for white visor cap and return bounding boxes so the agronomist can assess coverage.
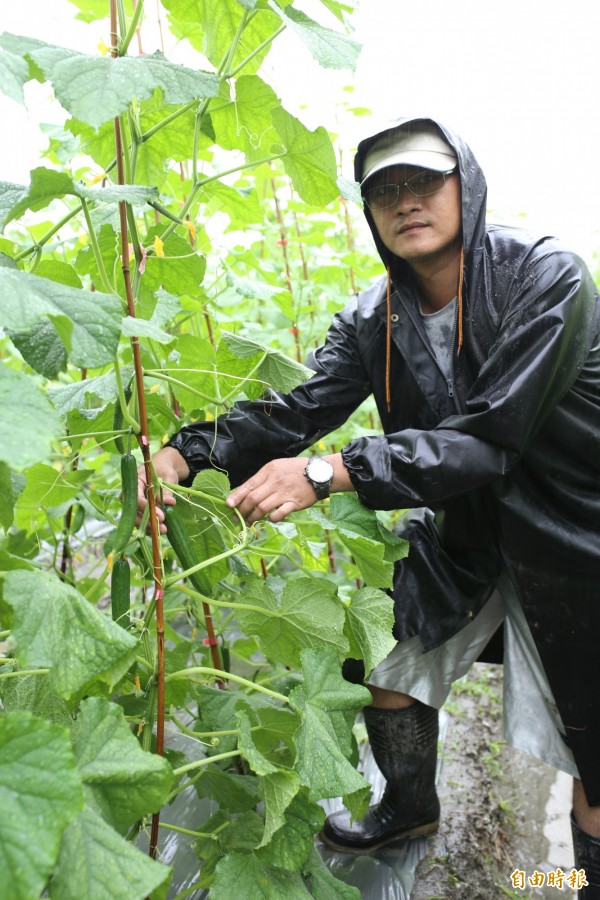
[361,123,457,186]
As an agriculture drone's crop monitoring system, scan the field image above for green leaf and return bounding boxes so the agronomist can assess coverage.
[3,167,71,220]
[221,330,314,394]
[2,35,220,129]
[48,366,134,417]
[0,181,27,230]
[163,0,281,75]
[312,493,408,588]
[17,462,90,511]
[338,175,362,205]
[49,806,172,900]
[0,47,29,103]
[0,268,122,368]
[0,367,62,470]
[204,180,265,230]
[121,315,175,345]
[343,586,396,676]
[73,698,174,833]
[342,781,372,822]
[268,3,361,71]
[194,767,260,813]
[0,712,84,900]
[236,708,278,775]
[236,576,349,668]
[211,852,311,899]
[162,333,217,410]
[142,230,206,298]
[3,166,158,225]
[289,648,371,800]
[0,671,72,728]
[209,75,281,160]
[271,107,338,205]
[74,222,119,285]
[194,809,265,888]
[0,462,26,530]
[35,259,83,288]
[249,705,298,763]
[4,570,138,703]
[225,265,294,319]
[258,770,301,847]
[9,319,67,378]
[256,789,324,871]
[303,848,361,900]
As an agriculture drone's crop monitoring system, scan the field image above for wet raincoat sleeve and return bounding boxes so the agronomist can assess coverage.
[342,248,600,510]
[167,297,372,485]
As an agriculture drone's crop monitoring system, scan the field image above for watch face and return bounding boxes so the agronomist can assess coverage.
[307,458,333,483]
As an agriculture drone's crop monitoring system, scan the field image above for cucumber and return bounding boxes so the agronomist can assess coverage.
[106,452,138,556]
[111,555,131,628]
[164,502,212,596]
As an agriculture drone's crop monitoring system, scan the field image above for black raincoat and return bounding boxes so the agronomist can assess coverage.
[169,117,600,804]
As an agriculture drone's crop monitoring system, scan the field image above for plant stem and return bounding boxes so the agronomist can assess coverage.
[140,101,196,144]
[142,370,216,405]
[119,0,144,56]
[173,583,288,619]
[158,822,221,840]
[114,356,140,432]
[224,23,286,79]
[160,153,285,243]
[172,750,240,777]
[163,542,248,588]
[14,204,83,261]
[81,197,116,297]
[166,666,289,703]
[0,669,50,680]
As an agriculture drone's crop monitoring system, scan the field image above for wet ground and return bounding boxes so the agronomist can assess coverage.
[149,662,576,899]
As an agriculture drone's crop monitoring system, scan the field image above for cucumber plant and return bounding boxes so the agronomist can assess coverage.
[0,2,404,898]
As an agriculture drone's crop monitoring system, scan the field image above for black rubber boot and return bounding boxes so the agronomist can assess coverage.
[571,813,600,898]
[320,702,440,853]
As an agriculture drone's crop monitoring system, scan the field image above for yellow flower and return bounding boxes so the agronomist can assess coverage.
[153,235,165,258]
[184,219,196,241]
[97,39,110,56]
[88,170,107,186]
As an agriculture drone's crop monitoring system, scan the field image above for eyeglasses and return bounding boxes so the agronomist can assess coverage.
[362,169,457,210]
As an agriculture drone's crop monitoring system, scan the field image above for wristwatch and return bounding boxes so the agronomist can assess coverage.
[304,456,334,500]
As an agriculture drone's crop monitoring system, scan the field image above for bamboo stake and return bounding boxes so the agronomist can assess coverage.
[110,0,165,862]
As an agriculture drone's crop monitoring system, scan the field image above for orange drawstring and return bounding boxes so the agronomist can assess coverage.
[457,245,465,354]
[385,266,392,412]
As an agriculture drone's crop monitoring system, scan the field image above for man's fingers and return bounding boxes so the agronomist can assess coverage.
[227,475,263,509]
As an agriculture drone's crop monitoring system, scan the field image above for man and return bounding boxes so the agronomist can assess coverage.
[138,117,600,896]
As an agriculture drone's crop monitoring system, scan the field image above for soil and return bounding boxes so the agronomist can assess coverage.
[411,662,576,900]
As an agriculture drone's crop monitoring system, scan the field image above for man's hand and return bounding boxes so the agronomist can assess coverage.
[226,453,352,525]
[136,446,190,534]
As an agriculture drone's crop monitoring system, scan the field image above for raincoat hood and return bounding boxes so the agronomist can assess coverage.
[354,116,487,281]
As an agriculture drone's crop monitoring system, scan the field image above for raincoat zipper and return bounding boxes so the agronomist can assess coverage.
[400,298,459,405]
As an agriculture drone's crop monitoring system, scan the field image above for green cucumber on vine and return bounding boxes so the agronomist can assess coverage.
[105,452,138,556]
[111,555,131,628]
[164,501,213,597]
[113,380,133,455]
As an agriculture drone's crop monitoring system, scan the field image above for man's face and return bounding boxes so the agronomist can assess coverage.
[367,166,462,270]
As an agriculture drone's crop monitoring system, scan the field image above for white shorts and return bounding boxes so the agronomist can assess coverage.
[369,570,579,778]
